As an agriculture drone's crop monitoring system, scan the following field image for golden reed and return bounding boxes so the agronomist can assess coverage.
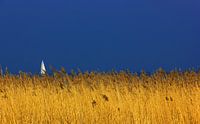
[0,69,199,124]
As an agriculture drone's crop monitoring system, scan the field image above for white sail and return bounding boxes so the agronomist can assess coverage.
[41,60,46,75]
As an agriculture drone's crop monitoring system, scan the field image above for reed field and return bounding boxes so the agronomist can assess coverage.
[0,69,199,124]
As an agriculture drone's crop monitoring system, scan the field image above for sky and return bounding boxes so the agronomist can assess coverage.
[0,0,200,74]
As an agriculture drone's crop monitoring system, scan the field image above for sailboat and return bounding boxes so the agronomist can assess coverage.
[0,66,3,76]
[41,60,46,75]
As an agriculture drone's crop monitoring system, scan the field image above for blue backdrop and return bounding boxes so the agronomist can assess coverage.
[0,0,200,74]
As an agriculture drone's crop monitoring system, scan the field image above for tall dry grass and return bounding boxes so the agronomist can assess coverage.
[0,69,199,124]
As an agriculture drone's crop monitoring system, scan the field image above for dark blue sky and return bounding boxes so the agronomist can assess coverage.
[0,0,200,73]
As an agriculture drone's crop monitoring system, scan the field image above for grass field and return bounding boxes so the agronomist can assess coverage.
[0,69,199,124]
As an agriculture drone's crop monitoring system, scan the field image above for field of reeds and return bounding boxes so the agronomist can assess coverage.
[0,69,199,124]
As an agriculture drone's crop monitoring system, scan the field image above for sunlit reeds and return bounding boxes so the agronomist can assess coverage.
[0,69,199,123]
